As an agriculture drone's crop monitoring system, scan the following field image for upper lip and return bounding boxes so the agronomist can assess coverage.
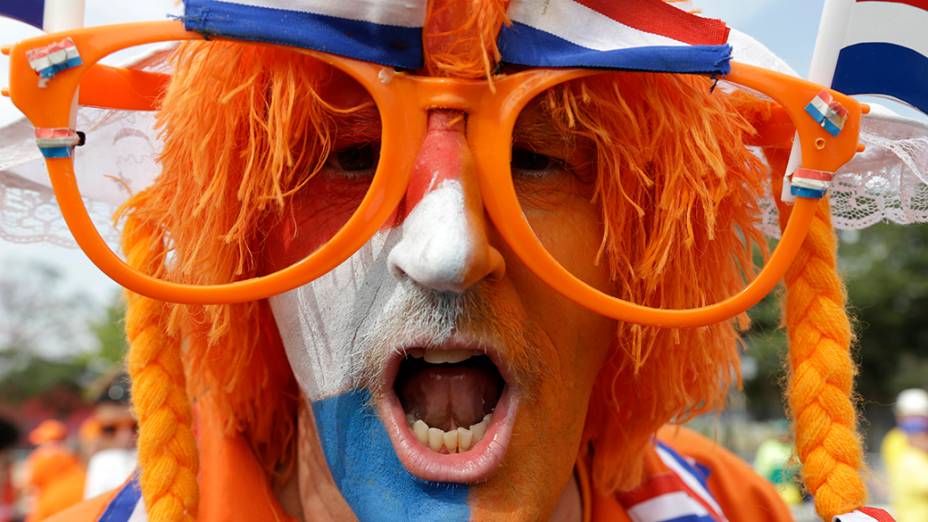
[388,336,513,384]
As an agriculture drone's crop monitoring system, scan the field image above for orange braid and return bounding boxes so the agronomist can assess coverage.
[782,196,866,518]
[122,209,199,521]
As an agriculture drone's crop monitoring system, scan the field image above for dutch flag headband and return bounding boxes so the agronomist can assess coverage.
[181,0,733,75]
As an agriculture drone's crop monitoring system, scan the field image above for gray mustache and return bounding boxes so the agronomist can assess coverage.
[351,279,539,393]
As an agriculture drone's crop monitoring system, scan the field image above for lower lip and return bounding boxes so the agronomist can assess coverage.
[377,359,519,483]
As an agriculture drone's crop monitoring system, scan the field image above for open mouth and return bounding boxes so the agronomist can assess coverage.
[377,342,519,483]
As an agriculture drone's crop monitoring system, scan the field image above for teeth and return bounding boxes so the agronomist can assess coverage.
[413,420,429,445]
[443,429,459,452]
[407,348,425,359]
[427,428,444,452]
[457,427,473,451]
[406,414,493,453]
[470,416,488,443]
[422,349,478,364]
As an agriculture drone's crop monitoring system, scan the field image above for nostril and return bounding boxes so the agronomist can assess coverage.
[390,262,408,281]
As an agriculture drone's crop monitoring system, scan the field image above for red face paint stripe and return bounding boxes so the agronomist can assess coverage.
[573,0,730,45]
[394,112,468,223]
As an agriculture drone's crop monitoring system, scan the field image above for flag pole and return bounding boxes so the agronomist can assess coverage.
[782,0,855,202]
[41,0,85,131]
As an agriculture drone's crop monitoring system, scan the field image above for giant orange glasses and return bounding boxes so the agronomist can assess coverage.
[4,20,865,327]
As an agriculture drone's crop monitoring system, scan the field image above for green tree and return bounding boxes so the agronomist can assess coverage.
[741,223,928,442]
[0,260,128,405]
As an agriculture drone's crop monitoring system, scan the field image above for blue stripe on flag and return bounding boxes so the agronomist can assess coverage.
[98,475,141,522]
[39,146,73,158]
[664,515,717,522]
[791,186,827,199]
[0,0,44,28]
[184,0,423,69]
[312,389,469,521]
[498,22,731,74]
[805,103,842,137]
[656,441,711,490]
[832,42,928,115]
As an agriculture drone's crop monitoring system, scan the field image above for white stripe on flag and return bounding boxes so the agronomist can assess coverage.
[844,1,928,58]
[626,491,709,522]
[127,498,148,522]
[507,0,686,52]
[832,510,879,522]
[655,446,726,520]
[215,0,426,28]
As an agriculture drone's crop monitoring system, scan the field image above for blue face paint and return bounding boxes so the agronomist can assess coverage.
[312,389,470,521]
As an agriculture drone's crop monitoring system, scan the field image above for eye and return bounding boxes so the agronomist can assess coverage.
[328,142,380,176]
[511,147,556,172]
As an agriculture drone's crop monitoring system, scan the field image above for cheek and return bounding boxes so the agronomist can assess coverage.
[468,226,614,519]
[263,174,372,273]
[522,195,611,293]
[269,231,398,401]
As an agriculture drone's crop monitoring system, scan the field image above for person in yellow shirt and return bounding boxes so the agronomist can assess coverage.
[885,389,928,522]
[883,389,928,473]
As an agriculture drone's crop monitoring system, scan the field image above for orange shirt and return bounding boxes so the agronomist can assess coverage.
[50,417,788,521]
[578,426,791,522]
[24,446,86,522]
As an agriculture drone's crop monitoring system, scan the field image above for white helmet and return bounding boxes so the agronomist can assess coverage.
[896,388,928,417]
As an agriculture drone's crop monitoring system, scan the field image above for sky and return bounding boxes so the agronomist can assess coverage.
[0,0,921,306]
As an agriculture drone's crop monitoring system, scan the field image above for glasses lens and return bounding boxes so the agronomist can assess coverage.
[71,41,380,283]
[513,72,788,308]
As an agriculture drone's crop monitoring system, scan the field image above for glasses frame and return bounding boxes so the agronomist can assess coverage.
[5,20,864,327]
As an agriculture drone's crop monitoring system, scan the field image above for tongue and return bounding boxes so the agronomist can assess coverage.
[398,365,501,431]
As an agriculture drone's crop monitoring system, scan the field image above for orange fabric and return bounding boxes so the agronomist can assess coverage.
[27,421,67,446]
[43,491,115,522]
[25,447,86,522]
[656,427,793,521]
[579,426,791,522]
[46,402,295,522]
[197,399,295,522]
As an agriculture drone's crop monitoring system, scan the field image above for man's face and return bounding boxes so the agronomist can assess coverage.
[93,403,137,451]
[266,72,616,520]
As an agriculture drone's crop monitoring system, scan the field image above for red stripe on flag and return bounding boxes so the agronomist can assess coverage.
[857,507,896,522]
[857,0,928,11]
[573,0,730,45]
[616,473,687,506]
[617,471,725,521]
[794,168,835,182]
[671,469,726,521]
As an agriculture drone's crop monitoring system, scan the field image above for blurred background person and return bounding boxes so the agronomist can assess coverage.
[0,417,18,522]
[79,372,136,500]
[753,419,802,506]
[22,420,84,522]
[884,388,928,522]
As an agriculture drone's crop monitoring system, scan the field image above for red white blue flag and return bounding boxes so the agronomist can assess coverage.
[0,0,85,31]
[181,0,732,74]
[0,0,44,28]
[826,0,928,114]
[498,0,732,74]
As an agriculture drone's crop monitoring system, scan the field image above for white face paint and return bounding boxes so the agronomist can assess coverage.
[269,227,399,401]
[270,178,491,401]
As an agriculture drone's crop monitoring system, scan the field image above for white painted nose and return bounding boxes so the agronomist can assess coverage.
[387,111,505,293]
